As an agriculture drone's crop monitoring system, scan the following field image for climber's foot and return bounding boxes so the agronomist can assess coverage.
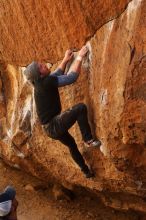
[85,139,101,148]
[81,167,95,179]
[84,170,95,178]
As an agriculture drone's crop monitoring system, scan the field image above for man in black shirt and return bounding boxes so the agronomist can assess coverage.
[24,46,101,178]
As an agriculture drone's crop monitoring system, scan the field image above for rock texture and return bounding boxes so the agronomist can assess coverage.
[0,0,146,213]
[0,0,130,65]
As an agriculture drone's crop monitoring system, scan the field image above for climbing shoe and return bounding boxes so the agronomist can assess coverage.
[84,170,95,178]
[81,167,95,178]
[85,139,101,148]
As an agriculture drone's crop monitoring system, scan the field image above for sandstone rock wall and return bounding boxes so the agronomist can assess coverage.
[0,0,130,65]
[0,0,146,212]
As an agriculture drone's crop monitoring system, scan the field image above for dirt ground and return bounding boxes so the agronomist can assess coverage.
[0,159,145,220]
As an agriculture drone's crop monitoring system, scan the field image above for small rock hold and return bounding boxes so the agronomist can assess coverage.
[25,184,35,191]
[52,184,75,201]
[87,212,94,218]
[135,180,143,190]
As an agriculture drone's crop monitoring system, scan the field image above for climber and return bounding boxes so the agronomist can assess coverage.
[24,45,101,178]
[0,186,18,220]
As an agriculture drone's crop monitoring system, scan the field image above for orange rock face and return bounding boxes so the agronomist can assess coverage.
[0,0,130,65]
[0,0,146,213]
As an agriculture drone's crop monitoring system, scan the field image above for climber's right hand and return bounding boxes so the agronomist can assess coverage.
[78,46,89,58]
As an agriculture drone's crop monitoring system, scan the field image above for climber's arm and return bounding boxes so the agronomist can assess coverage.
[56,58,83,87]
[50,49,73,76]
[57,46,88,87]
[57,71,79,87]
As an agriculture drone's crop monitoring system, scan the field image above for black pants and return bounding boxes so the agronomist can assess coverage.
[43,103,93,172]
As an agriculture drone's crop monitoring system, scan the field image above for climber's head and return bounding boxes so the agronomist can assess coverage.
[24,61,40,84]
[37,62,51,76]
[24,61,50,84]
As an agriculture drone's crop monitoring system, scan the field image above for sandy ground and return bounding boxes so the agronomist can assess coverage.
[0,159,145,220]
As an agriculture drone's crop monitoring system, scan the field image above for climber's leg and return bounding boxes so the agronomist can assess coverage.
[43,103,101,147]
[58,131,94,178]
[57,103,101,147]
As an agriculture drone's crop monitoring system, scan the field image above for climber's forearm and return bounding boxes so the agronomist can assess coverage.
[51,59,68,76]
[57,49,73,73]
[67,58,82,75]
[68,45,88,74]
[56,46,87,85]
[57,58,68,73]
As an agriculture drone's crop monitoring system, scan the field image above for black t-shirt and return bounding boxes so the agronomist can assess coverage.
[34,75,61,125]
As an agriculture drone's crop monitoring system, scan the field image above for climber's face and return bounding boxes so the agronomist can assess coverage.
[38,62,51,76]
